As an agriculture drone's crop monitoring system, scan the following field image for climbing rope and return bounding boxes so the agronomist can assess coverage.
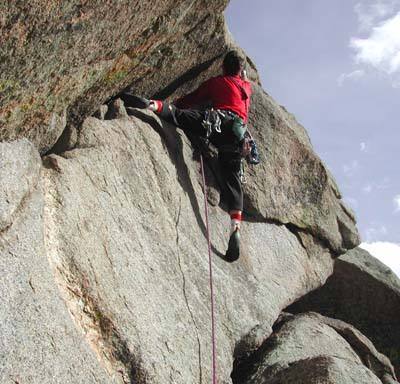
[199,154,217,384]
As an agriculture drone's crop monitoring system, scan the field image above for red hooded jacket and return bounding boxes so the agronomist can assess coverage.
[175,74,252,122]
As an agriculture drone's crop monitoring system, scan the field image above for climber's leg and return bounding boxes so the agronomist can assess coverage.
[218,152,243,262]
[156,103,206,136]
[117,93,152,110]
[118,93,206,136]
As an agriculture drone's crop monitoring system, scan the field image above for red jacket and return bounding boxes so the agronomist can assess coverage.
[175,75,252,122]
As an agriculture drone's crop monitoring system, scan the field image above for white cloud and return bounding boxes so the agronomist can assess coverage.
[350,12,400,75]
[337,69,365,86]
[360,241,400,277]
[354,1,399,31]
[360,142,367,152]
[347,2,400,87]
[394,194,400,212]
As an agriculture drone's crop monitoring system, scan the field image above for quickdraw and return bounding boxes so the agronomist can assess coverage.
[202,108,222,142]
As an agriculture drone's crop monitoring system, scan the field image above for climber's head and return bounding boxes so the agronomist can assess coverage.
[222,50,245,76]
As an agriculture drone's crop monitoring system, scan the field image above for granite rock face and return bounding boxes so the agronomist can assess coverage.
[236,312,398,384]
[38,114,335,383]
[1,112,336,383]
[0,1,388,383]
[288,247,400,377]
[1,0,359,252]
[0,139,41,231]
[0,141,113,384]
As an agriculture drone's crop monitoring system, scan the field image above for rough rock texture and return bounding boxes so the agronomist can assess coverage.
[288,247,400,377]
[1,110,337,383]
[0,139,41,231]
[1,0,230,153]
[1,0,359,252]
[38,114,335,383]
[243,85,359,255]
[248,356,382,384]
[236,312,398,384]
[0,141,113,384]
[0,2,380,383]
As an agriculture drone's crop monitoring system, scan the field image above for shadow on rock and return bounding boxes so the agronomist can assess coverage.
[125,108,226,260]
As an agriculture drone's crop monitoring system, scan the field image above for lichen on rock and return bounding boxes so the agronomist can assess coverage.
[1,0,229,153]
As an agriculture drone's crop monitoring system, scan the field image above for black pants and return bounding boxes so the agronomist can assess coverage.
[158,103,243,212]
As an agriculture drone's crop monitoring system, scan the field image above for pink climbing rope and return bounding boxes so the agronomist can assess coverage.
[200,154,217,384]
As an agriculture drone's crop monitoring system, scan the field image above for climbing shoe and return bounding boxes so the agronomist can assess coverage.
[119,93,150,109]
[225,228,240,262]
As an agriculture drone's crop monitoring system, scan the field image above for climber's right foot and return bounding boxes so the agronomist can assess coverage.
[224,228,240,262]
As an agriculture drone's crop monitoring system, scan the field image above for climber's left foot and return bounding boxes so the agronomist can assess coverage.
[120,94,151,109]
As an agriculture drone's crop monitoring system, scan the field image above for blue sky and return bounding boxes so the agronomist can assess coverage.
[225,0,400,276]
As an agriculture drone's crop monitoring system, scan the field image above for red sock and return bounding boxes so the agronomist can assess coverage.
[149,100,163,113]
[230,211,242,234]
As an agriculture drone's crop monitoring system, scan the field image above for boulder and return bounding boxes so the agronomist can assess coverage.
[288,247,400,377]
[236,312,398,384]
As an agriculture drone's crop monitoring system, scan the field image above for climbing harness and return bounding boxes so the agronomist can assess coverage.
[202,109,260,186]
[202,108,246,145]
[200,154,218,384]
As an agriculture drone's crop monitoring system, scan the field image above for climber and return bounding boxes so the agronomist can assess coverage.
[118,50,256,262]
